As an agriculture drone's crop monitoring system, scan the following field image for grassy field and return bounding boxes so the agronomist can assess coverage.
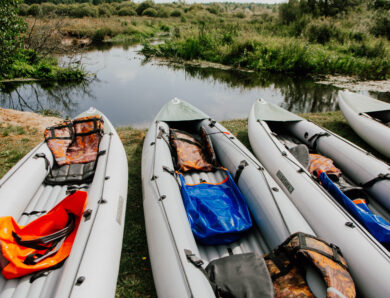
[0,111,388,296]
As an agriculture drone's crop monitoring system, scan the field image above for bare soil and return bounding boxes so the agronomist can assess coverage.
[0,108,62,133]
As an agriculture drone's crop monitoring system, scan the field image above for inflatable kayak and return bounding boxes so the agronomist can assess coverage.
[248,99,390,297]
[0,108,128,298]
[338,90,390,159]
[144,98,360,298]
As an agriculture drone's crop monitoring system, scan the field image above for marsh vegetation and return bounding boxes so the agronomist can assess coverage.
[16,0,390,79]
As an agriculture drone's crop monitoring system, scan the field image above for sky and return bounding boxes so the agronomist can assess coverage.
[134,1,286,3]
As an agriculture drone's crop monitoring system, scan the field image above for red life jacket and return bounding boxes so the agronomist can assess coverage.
[0,191,87,279]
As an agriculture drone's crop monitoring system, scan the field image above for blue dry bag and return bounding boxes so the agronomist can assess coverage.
[319,171,390,245]
[179,170,252,245]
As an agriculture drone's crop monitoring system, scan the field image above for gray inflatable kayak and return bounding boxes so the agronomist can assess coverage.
[142,98,362,298]
[338,90,390,159]
[248,99,390,297]
[0,108,128,298]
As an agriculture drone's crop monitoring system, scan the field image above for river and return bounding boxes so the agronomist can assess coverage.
[1,44,388,127]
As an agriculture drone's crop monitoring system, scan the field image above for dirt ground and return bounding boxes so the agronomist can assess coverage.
[0,108,62,133]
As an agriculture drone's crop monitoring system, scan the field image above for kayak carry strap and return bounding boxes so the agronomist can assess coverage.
[360,173,390,188]
[307,132,329,150]
[234,160,249,184]
[33,153,50,171]
[264,232,356,298]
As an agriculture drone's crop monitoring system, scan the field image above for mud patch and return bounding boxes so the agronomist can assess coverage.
[316,75,390,92]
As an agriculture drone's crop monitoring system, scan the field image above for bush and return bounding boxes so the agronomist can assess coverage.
[348,41,386,58]
[142,7,157,17]
[306,21,339,44]
[371,13,390,40]
[234,12,245,19]
[98,4,112,17]
[160,24,170,32]
[18,3,29,16]
[27,4,41,16]
[136,1,154,16]
[41,2,56,16]
[70,4,98,18]
[117,7,136,16]
[157,7,169,18]
[170,9,182,17]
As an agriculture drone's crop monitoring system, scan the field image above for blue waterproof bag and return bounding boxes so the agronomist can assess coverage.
[179,170,252,245]
[319,171,390,244]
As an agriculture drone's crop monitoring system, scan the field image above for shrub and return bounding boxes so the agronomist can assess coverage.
[305,21,339,44]
[40,3,56,16]
[157,8,169,18]
[98,4,112,17]
[70,4,98,18]
[18,3,29,16]
[234,12,245,19]
[371,13,390,40]
[170,9,182,17]
[348,41,386,58]
[27,4,41,16]
[136,1,154,16]
[117,7,136,16]
[160,24,170,32]
[142,7,157,17]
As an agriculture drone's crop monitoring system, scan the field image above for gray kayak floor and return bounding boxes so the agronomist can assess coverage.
[0,183,88,298]
[183,171,270,264]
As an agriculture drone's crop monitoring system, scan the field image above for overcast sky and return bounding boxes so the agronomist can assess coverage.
[135,1,286,3]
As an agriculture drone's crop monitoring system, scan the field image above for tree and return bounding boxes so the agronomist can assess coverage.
[0,0,26,77]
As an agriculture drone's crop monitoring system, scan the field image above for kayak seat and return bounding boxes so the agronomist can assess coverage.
[43,116,105,185]
[170,128,217,172]
[288,144,310,169]
[44,161,97,186]
[44,116,104,166]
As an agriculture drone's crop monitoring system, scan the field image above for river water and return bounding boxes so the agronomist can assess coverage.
[0,44,388,127]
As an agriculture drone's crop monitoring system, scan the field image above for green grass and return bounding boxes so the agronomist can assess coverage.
[0,111,388,296]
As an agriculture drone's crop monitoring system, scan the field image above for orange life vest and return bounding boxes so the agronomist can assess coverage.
[264,232,356,298]
[309,154,341,179]
[0,191,87,279]
[44,116,104,166]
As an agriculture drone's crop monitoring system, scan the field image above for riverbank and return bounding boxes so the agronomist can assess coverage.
[0,108,388,296]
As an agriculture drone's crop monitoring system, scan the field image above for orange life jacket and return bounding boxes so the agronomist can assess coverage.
[264,232,356,298]
[309,154,341,179]
[44,116,104,166]
[0,191,87,279]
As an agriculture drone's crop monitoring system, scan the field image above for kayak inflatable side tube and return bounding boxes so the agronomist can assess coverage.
[338,94,390,159]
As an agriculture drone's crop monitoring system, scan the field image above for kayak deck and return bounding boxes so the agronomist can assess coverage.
[182,170,269,264]
[0,183,89,298]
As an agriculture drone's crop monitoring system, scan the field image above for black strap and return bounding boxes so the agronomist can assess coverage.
[34,153,50,170]
[22,210,47,216]
[184,249,217,293]
[308,132,329,150]
[13,213,75,250]
[360,173,390,188]
[29,258,66,283]
[235,160,249,184]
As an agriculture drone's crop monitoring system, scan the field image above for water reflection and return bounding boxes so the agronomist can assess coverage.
[0,79,95,116]
[0,44,385,127]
